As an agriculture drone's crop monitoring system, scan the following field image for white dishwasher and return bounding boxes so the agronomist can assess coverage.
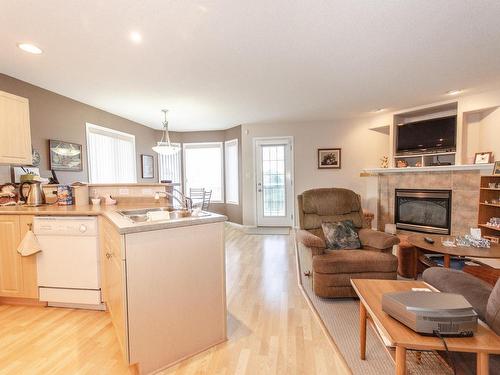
[33,216,104,310]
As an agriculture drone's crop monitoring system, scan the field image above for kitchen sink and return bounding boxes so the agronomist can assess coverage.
[117,207,209,223]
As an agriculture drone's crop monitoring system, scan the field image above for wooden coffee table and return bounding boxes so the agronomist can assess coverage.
[351,279,500,375]
[408,234,500,269]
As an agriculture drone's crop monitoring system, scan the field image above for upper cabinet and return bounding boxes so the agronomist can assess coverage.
[0,90,32,165]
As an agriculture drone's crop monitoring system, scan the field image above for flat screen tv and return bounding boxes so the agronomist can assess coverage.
[396,115,456,155]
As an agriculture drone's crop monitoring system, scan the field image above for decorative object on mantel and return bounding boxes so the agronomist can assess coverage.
[317,148,341,169]
[141,154,154,179]
[474,151,493,164]
[494,161,500,175]
[380,156,388,168]
[396,159,408,168]
[152,109,180,155]
[415,161,422,167]
[49,139,83,171]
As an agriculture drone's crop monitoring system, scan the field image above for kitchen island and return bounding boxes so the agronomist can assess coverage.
[0,204,227,375]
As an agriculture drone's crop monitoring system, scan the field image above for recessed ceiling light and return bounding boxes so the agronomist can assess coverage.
[446,89,462,96]
[373,108,386,113]
[130,31,142,43]
[17,43,42,54]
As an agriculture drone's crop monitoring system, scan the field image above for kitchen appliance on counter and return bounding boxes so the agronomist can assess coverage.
[19,180,46,206]
[33,216,104,310]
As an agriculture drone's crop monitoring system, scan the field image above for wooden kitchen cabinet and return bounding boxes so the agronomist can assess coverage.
[0,90,32,165]
[0,215,38,299]
[99,217,129,363]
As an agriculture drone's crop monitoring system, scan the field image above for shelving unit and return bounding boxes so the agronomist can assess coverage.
[478,175,500,243]
[394,151,456,168]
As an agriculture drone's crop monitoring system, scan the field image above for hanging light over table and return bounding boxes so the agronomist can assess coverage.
[152,109,180,155]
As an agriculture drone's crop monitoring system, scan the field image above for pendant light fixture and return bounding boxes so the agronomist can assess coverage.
[152,109,180,155]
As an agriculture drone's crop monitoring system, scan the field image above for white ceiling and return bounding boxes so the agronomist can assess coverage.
[2,1,500,131]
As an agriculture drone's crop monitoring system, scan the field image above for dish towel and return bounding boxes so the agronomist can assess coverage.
[17,229,42,256]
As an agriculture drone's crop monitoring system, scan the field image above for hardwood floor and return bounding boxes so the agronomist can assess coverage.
[0,225,344,375]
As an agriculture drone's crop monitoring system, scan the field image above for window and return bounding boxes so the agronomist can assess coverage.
[86,123,137,183]
[158,144,182,206]
[224,139,239,204]
[158,144,182,185]
[183,142,223,202]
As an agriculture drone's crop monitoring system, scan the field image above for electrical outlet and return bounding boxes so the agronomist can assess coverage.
[142,188,153,196]
[119,188,129,195]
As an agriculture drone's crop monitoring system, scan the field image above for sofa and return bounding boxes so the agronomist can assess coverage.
[423,267,500,373]
[296,188,400,298]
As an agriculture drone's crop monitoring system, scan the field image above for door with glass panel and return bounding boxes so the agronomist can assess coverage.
[255,138,294,227]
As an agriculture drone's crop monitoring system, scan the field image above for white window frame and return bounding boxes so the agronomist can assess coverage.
[85,123,137,183]
[224,139,239,205]
[183,142,224,203]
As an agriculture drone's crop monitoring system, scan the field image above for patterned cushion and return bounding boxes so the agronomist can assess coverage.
[321,220,361,250]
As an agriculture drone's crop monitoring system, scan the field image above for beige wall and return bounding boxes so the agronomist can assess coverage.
[0,73,159,185]
[241,119,388,226]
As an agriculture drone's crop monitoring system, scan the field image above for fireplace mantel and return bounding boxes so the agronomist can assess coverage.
[363,163,493,175]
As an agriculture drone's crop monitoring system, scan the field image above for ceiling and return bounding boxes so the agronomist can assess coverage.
[2,1,500,131]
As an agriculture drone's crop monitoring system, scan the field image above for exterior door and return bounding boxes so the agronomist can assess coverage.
[255,137,294,227]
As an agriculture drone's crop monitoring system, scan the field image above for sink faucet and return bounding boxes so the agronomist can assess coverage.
[154,189,192,210]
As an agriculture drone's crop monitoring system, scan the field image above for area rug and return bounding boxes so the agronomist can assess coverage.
[295,241,452,375]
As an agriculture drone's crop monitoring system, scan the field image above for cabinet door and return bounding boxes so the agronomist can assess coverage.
[19,215,38,298]
[0,215,38,298]
[0,91,32,164]
[101,218,129,362]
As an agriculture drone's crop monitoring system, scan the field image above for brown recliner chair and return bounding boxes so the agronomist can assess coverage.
[296,188,399,298]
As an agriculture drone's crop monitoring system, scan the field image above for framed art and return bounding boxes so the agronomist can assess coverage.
[474,152,493,164]
[141,154,154,179]
[318,148,341,169]
[49,139,83,171]
[493,161,500,175]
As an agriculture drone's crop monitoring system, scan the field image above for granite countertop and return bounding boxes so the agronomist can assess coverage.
[0,204,227,234]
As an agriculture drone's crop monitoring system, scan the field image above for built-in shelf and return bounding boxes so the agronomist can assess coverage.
[480,203,500,208]
[479,224,500,232]
[363,163,494,174]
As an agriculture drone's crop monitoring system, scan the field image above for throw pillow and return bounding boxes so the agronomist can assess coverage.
[321,220,361,250]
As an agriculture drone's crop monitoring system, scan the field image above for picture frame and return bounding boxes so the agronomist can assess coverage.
[318,148,341,169]
[474,151,493,164]
[141,154,154,179]
[493,161,500,175]
[49,139,83,171]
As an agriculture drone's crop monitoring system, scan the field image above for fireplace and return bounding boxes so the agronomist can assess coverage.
[395,189,452,235]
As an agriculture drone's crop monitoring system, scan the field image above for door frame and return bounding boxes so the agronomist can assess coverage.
[253,136,294,227]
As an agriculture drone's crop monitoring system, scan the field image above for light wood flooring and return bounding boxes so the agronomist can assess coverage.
[0,225,344,375]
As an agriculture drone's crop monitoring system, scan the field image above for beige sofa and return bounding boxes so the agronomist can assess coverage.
[296,188,399,298]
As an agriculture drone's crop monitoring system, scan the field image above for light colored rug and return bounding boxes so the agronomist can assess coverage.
[295,241,452,375]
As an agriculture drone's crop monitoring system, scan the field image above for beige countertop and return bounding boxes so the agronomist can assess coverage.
[0,204,227,234]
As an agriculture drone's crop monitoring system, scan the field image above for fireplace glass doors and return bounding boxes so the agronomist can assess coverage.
[395,189,452,235]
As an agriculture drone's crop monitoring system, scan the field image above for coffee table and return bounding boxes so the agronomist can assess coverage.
[408,234,500,269]
[351,279,500,375]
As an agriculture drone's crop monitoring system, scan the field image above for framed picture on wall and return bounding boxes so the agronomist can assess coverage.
[493,161,500,175]
[141,154,154,179]
[318,148,341,169]
[474,152,493,164]
[49,140,83,171]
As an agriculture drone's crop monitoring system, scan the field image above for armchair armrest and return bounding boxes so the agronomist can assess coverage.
[296,229,326,256]
[358,228,399,251]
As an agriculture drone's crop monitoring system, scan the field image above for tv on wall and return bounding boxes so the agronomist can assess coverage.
[396,115,457,155]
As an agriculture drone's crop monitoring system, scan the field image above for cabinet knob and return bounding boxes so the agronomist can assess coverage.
[106,252,113,259]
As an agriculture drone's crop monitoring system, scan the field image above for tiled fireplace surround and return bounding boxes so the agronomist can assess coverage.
[377,170,480,236]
